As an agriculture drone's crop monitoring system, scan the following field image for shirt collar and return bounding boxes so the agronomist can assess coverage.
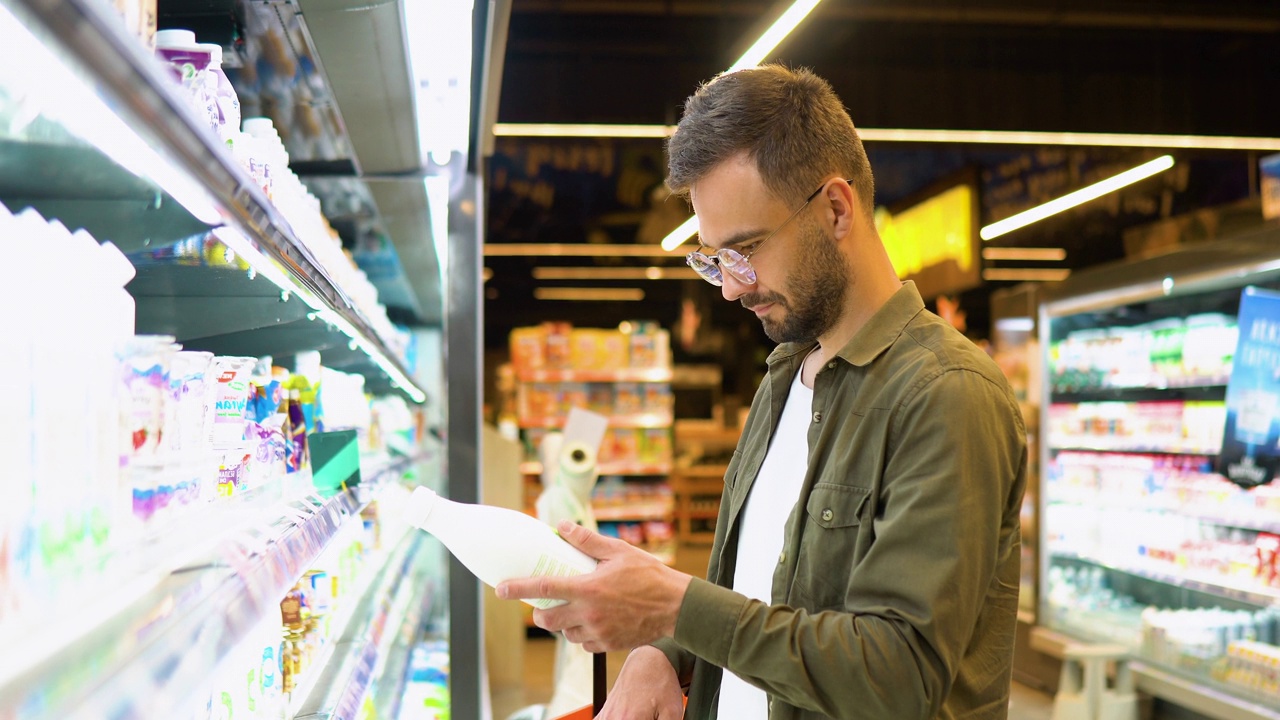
[765,281,926,368]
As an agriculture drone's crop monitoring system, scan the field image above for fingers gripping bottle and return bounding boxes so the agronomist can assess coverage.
[404,487,596,608]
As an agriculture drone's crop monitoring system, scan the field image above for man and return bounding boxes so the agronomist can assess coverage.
[498,64,1028,720]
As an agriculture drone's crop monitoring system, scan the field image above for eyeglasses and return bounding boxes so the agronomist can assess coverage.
[685,178,848,287]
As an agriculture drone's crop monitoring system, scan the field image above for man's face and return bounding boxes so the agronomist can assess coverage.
[690,156,848,344]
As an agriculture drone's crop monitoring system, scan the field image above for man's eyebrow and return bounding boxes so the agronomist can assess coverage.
[701,227,768,251]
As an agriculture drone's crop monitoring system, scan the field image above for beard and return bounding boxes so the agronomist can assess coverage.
[740,219,849,344]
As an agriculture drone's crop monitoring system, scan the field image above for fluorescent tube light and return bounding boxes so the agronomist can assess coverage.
[532,266,697,280]
[485,243,696,257]
[660,216,701,252]
[493,123,675,138]
[983,268,1072,282]
[981,247,1067,261]
[405,0,474,168]
[491,124,1280,152]
[980,155,1174,241]
[995,318,1036,332]
[728,0,827,72]
[534,287,646,301]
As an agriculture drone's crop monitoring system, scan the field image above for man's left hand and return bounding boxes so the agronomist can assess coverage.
[496,521,694,652]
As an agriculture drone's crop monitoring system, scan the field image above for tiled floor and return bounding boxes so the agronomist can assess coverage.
[490,542,1059,720]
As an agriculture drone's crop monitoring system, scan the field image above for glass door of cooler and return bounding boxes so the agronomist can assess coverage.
[1039,227,1280,714]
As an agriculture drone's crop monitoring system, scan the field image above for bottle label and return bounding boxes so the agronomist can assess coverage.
[527,553,592,609]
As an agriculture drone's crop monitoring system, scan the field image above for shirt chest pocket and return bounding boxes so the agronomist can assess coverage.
[791,483,873,609]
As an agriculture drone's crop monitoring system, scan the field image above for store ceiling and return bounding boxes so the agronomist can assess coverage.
[481,0,1280,344]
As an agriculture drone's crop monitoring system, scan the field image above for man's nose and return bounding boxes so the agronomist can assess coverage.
[720,271,751,302]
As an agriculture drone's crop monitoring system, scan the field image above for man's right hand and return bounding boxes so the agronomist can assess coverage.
[596,645,685,719]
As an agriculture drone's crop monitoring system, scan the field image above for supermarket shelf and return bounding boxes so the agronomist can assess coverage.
[517,412,673,429]
[521,461,673,476]
[0,458,416,719]
[1047,498,1280,536]
[0,138,209,254]
[5,0,423,403]
[1049,551,1280,607]
[1030,627,1280,720]
[516,367,674,383]
[594,503,674,522]
[290,531,429,720]
[1129,660,1280,720]
[286,526,413,718]
[1048,443,1220,456]
[1050,380,1228,404]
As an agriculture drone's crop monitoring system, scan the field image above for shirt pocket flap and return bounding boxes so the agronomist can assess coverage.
[805,483,871,529]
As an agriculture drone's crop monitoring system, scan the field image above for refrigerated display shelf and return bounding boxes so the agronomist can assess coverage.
[1046,498,1280,536]
[517,412,674,430]
[1049,444,1221,457]
[285,524,413,718]
[0,138,210,253]
[516,367,674,383]
[290,530,426,720]
[3,0,423,402]
[1049,551,1280,608]
[1050,383,1228,404]
[1031,626,1280,720]
[0,458,416,720]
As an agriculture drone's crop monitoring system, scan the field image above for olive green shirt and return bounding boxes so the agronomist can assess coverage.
[655,281,1027,720]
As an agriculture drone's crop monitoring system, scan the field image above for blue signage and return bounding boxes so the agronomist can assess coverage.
[1218,286,1280,488]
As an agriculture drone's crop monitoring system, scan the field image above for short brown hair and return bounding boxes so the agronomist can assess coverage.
[666,64,875,218]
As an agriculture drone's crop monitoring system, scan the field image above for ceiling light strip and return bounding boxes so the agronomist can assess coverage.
[532,266,698,280]
[981,247,1067,261]
[660,216,701,252]
[492,123,1280,151]
[484,243,695,257]
[983,268,1073,282]
[493,123,674,138]
[980,155,1174,241]
[728,0,826,72]
[534,287,646,301]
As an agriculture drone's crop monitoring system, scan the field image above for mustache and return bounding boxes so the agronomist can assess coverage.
[740,291,784,310]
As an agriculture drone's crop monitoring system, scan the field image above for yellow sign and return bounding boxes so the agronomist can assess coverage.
[875,183,978,298]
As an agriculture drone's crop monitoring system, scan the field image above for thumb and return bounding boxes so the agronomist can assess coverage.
[558,521,625,559]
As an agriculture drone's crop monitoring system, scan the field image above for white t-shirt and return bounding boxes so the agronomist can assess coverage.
[717,366,812,719]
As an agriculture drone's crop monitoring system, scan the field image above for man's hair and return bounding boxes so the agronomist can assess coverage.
[666,64,875,218]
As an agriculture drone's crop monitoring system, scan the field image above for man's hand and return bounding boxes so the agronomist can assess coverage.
[496,521,693,652]
[596,646,686,719]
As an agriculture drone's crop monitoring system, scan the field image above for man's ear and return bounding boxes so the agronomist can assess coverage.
[828,179,859,240]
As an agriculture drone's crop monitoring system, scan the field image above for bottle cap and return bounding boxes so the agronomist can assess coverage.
[405,486,438,530]
[242,117,278,139]
[198,43,223,66]
[155,29,199,49]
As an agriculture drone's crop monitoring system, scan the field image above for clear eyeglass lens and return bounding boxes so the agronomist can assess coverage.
[686,252,723,286]
[719,249,757,284]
